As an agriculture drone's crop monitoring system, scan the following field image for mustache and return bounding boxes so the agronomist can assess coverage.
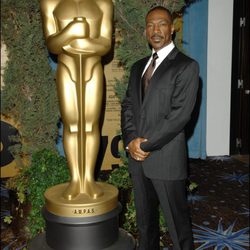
[151,34,163,39]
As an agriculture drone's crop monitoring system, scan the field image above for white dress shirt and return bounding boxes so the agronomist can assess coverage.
[141,41,175,77]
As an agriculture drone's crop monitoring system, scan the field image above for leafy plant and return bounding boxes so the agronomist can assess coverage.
[4,215,13,224]
[1,0,62,240]
[108,165,132,190]
[6,149,70,238]
[188,181,199,192]
[1,0,59,159]
[123,192,137,234]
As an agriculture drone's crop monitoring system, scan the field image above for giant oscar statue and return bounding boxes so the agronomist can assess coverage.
[37,0,134,249]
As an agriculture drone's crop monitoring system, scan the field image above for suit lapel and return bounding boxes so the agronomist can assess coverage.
[142,47,179,108]
[135,57,149,106]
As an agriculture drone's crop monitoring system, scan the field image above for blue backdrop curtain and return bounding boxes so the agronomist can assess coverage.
[183,0,208,159]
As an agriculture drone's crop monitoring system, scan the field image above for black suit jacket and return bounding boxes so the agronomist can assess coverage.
[121,47,199,180]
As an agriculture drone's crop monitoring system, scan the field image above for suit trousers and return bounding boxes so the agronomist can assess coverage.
[130,165,194,250]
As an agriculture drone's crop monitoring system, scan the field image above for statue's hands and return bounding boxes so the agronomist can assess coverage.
[66,17,90,39]
[127,138,150,161]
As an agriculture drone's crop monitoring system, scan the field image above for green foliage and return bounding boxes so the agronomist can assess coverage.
[1,1,60,238]
[7,149,69,238]
[1,0,59,157]
[188,180,199,192]
[4,215,13,224]
[118,149,129,167]
[108,165,132,189]
[159,209,167,233]
[123,192,137,234]
[27,149,69,237]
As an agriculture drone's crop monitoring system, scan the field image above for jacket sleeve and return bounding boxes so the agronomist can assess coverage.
[140,60,199,152]
[121,65,138,147]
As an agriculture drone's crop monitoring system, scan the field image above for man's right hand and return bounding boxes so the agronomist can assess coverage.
[127,138,150,161]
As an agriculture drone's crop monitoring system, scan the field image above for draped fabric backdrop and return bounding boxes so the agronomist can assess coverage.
[183,0,208,159]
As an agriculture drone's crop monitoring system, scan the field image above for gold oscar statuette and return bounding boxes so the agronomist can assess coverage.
[40,0,118,218]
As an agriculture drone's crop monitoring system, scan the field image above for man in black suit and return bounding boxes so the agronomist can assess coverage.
[121,6,199,250]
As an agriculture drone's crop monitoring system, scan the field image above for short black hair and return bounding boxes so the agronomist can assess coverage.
[146,6,173,23]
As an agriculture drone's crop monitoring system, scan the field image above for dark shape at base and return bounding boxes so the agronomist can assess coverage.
[29,204,135,250]
[28,228,136,250]
[44,205,119,249]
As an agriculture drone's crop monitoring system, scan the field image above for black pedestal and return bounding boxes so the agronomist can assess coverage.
[28,204,135,250]
[28,228,135,250]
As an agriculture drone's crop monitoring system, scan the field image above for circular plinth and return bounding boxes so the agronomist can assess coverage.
[44,182,118,217]
[40,205,136,250]
[28,228,136,250]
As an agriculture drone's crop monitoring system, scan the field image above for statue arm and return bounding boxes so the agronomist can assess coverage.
[91,0,113,55]
[66,0,113,56]
[40,0,89,55]
[46,21,90,55]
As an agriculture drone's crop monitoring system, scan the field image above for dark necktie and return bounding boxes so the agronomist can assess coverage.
[142,52,158,98]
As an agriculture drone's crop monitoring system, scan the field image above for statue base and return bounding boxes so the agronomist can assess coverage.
[28,228,136,250]
[44,182,118,217]
[28,206,135,250]
[33,182,135,249]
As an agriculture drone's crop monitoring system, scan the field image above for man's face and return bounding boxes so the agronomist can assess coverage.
[145,9,174,51]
